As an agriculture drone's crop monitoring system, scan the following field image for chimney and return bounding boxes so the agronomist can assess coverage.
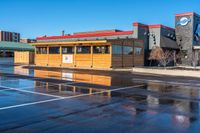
[62,30,65,36]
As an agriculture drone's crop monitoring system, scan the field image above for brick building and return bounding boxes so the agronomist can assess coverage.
[0,31,20,42]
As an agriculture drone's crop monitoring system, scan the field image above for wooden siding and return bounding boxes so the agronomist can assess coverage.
[92,54,111,68]
[34,39,144,69]
[75,54,92,68]
[134,54,144,66]
[35,54,48,66]
[48,54,61,67]
[14,51,34,64]
[112,55,122,67]
[123,55,134,67]
[134,43,144,66]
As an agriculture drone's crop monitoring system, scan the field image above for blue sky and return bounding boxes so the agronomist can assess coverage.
[0,0,200,38]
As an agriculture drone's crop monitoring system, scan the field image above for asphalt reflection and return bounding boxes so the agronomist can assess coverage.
[0,58,200,133]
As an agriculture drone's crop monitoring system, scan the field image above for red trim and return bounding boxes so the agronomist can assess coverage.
[133,23,175,31]
[149,24,175,31]
[176,12,194,17]
[37,31,133,40]
[133,22,149,28]
[148,24,162,28]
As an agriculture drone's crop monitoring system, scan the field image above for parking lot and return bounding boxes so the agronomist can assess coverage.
[0,58,200,133]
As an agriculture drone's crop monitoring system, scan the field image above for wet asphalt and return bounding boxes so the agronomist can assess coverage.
[0,58,200,133]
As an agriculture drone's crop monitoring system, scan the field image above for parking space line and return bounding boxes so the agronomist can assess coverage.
[0,82,57,92]
[0,98,64,111]
[0,88,14,92]
[0,85,64,98]
[0,84,144,111]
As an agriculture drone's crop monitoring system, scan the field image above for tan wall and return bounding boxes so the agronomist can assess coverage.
[34,39,144,69]
[92,54,111,68]
[75,54,92,68]
[14,51,34,64]
[35,54,48,66]
[48,54,61,67]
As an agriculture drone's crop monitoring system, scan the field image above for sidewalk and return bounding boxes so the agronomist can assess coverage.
[132,67,200,78]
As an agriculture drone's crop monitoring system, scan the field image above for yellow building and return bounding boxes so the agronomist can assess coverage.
[32,38,144,69]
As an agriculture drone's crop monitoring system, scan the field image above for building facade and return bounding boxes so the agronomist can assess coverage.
[175,12,200,66]
[0,31,20,42]
[34,12,200,68]
[20,38,36,43]
[34,21,178,68]
[33,38,144,69]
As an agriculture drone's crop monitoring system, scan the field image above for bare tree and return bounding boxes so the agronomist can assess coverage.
[149,46,173,68]
[149,46,163,66]
[159,50,173,68]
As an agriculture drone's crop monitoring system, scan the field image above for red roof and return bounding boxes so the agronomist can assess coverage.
[133,22,175,31]
[37,30,133,40]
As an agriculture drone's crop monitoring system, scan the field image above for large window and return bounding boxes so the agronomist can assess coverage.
[76,46,91,54]
[123,46,133,55]
[36,47,47,54]
[93,46,110,54]
[112,45,122,55]
[62,46,74,54]
[49,47,60,54]
[134,47,142,55]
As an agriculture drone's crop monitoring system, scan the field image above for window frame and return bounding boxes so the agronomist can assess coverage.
[76,46,91,54]
[93,45,110,54]
[49,46,60,54]
[36,47,47,54]
[62,46,74,54]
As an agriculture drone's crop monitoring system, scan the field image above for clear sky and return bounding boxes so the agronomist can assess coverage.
[0,0,200,38]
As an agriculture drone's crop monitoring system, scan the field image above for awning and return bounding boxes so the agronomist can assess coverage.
[0,41,35,51]
[160,36,179,49]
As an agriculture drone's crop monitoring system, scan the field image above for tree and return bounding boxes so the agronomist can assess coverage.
[149,46,173,67]
[159,50,173,68]
[149,46,163,66]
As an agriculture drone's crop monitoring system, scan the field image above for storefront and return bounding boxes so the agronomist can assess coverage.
[32,39,144,69]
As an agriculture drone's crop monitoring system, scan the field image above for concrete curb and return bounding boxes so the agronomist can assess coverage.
[132,67,200,78]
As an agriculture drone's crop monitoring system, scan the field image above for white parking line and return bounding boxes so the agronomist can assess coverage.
[0,84,144,111]
[0,85,63,98]
[0,98,64,111]
[0,82,57,92]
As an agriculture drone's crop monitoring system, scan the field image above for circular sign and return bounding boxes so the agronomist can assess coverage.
[178,17,191,26]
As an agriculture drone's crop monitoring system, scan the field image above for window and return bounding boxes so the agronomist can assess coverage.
[112,45,122,55]
[76,46,91,54]
[123,46,133,55]
[134,47,142,55]
[62,46,74,54]
[93,46,110,54]
[134,40,143,46]
[49,47,60,54]
[36,47,47,54]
